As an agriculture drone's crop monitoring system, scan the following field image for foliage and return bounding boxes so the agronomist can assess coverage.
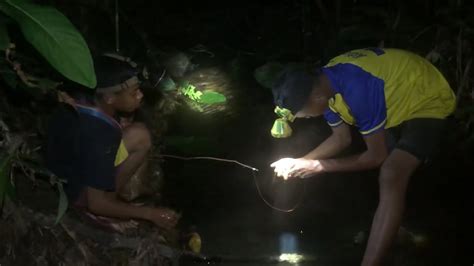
[180,82,227,105]
[0,0,96,88]
[199,90,227,104]
[181,83,202,101]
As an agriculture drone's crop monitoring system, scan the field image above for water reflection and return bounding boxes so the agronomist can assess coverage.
[279,232,298,254]
[278,232,304,265]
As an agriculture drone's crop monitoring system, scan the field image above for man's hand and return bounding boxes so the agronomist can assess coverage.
[57,91,76,106]
[270,158,324,180]
[146,208,180,230]
[87,187,180,230]
[270,158,296,179]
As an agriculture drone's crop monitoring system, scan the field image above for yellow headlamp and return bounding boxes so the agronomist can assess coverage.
[271,106,295,138]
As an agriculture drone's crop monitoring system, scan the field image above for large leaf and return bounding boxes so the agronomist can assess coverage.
[198,90,226,104]
[0,0,96,88]
[0,22,10,50]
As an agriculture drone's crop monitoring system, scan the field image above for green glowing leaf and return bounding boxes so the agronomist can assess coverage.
[198,90,226,104]
[181,83,202,101]
[181,82,226,105]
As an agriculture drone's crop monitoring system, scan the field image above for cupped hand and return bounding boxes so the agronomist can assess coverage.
[270,157,298,179]
[271,158,324,179]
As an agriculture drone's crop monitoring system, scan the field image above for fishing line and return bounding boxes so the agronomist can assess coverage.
[251,170,305,213]
[114,0,120,52]
[160,155,305,213]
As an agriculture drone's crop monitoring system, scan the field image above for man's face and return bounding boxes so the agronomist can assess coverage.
[111,83,143,113]
[295,95,328,118]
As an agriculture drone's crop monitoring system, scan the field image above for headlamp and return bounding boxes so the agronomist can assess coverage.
[96,76,140,93]
[271,106,295,138]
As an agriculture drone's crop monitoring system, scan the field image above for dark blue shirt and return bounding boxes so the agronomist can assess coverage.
[45,104,122,203]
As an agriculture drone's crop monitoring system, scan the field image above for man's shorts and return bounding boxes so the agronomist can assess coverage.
[385,118,447,163]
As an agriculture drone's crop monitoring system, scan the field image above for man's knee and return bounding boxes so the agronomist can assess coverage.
[379,162,401,189]
[380,149,419,185]
[123,122,152,152]
[378,155,416,196]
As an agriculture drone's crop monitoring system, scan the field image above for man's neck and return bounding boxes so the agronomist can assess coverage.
[321,73,337,98]
[96,101,116,117]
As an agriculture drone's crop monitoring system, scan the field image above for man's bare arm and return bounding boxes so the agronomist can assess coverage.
[86,187,177,228]
[319,130,388,172]
[303,123,352,159]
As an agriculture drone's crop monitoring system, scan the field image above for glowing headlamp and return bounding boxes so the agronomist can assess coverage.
[271,106,295,138]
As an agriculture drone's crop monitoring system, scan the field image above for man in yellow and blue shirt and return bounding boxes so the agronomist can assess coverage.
[270,48,455,266]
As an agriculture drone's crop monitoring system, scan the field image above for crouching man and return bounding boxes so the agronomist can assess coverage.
[46,55,178,232]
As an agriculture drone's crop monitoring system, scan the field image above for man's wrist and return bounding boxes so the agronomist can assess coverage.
[141,207,154,221]
[311,159,326,173]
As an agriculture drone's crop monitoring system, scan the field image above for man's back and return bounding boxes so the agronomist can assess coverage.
[46,104,122,205]
[323,48,456,132]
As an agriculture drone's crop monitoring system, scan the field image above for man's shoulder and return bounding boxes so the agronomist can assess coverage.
[48,104,122,145]
[324,48,382,66]
[75,105,121,132]
[48,104,80,133]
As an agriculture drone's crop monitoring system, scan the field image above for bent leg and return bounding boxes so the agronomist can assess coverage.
[116,122,152,192]
[361,149,420,266]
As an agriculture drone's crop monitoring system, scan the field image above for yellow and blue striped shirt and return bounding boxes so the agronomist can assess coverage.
[322,48,456,135]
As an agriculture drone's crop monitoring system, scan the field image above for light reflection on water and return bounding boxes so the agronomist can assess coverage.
[277,232,306,265]
[279,232,298,254]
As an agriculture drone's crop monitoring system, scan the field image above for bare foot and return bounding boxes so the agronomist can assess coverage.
[148,208,180,230]
[110,219,139,233]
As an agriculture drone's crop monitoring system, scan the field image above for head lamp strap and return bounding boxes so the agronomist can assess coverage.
[274,106,295,122]
[102,53,138,68]
[96,76,140,93]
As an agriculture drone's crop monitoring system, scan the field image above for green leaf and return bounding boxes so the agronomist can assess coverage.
[181,83,203,101]
[0,22,10,50]
[54,181,68,224]
[198,90,226,104]
[0,0,96,88]
[0,155,13,207]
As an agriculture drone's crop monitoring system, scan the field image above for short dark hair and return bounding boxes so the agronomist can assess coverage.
[272,68,316,114]
[94,55,139,89]
[59,55,139,105]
